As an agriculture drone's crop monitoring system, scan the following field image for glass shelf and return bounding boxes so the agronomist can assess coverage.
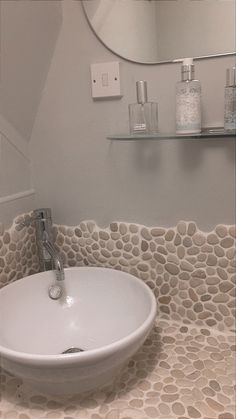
[107,129,235,141]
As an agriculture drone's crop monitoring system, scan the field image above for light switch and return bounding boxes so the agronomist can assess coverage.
[90,61,122,99]
[102,73,108,87]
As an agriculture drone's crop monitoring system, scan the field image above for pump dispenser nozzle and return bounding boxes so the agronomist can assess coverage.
[182,58,195,81]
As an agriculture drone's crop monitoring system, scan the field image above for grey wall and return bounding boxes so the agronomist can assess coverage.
[29,1,235,231]
[0,0,62,141]
[0,0,62,227]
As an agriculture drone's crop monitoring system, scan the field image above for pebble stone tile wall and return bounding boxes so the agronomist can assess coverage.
[52,220,236,333]
[0,215,39,289]
[0,214,235,419]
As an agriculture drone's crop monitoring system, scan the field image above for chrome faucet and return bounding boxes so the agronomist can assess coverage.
[32,208,64,280]
[23,208,64,297]
[42,240,65,282]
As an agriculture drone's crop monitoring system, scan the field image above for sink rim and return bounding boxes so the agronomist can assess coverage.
[0,267,157,367]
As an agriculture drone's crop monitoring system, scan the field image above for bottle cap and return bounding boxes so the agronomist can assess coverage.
[226,67,236,87]
[181,57,195,81]
[136,81,148,104]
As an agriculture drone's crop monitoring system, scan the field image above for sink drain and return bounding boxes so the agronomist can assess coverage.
[62,347,84,354]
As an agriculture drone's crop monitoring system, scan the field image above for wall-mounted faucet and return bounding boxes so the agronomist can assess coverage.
[22,208,64,298]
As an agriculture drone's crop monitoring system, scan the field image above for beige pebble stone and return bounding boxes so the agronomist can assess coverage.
[179,272,190,281]
[167,254,179,264]
[105,410,119,419]
[206,266,216,275]
[174,233,182,246]
[219,281,233,292]
[216,225,228,237]
[188,222,197,236]
[177,246,185,259]
[206,398,224,412]
[193,233,206,246]
[214,245,225,257]
[165,263,179,275]
[131,235,139,245]
[119,223,127,235]
[180,260,194,272]
[192,269,206,279]
[207,233,219,244]
[221,237,234,248]
[183,237,192,247]
[189,288,198,302]
[218,413,234,419]
[177,221,187,235]
[141,240,148,252]
[188,246,200,255]
[194,401,215,416]
[163,384,178,393]
[3,232,10,244]
[151,228,165,236]
[172,402,185,415]
[154,253,165,264]
[217,393,231,405]
[206,254,217,266]
[187,406,201,418]
[229,225,236,237]
[213,293,229,303]
[161,393,179,402]
[141,227,152,240]
[165,230,175,241]
[166,242,176,252]
[217,266,228,280]
[158,403,170,415]
[197,253,207,262]
[219,257,229,267]
[110,232,120,240]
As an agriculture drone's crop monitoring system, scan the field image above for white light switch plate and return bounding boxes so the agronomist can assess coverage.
[90,61,122,99]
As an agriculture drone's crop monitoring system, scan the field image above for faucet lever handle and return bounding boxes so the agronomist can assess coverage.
[20,208,52,228]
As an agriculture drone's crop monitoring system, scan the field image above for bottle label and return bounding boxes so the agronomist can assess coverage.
[133,123,146,132]
[224,87,236,131]
[176,85,201,132]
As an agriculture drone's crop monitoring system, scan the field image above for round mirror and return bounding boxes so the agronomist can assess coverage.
[82,0,235,64]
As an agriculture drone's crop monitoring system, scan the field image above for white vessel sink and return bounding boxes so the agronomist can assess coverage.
[0,267,156,395]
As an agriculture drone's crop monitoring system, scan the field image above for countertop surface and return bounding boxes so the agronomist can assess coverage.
[1,319,235,419]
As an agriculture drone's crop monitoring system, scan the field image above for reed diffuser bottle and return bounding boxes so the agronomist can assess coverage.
[224,67,236,132]
[129,81,158,135]
[176,58,201,134]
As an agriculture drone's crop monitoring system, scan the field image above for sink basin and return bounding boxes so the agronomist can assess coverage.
[0,267,156,395]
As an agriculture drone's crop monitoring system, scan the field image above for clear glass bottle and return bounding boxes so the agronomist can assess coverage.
[176,58,201,134]
[224,67,236,132]
[129,81,158,135]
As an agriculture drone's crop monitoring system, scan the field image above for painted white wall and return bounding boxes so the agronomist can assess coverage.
[0,0,62,141]
[0,117,35,227]
[0,0,62,226]
[30,1,235,231]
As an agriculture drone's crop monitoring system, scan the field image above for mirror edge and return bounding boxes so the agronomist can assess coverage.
[81,1,236,65]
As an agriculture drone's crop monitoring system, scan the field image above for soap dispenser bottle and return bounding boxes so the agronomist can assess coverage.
[129,81,158,135]
[224,67,236,132]
[176,58,201,134]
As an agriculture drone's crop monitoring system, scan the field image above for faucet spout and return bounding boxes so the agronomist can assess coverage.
[43,241,65,282]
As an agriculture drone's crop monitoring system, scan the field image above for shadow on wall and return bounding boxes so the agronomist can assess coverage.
[0,0,62,141]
